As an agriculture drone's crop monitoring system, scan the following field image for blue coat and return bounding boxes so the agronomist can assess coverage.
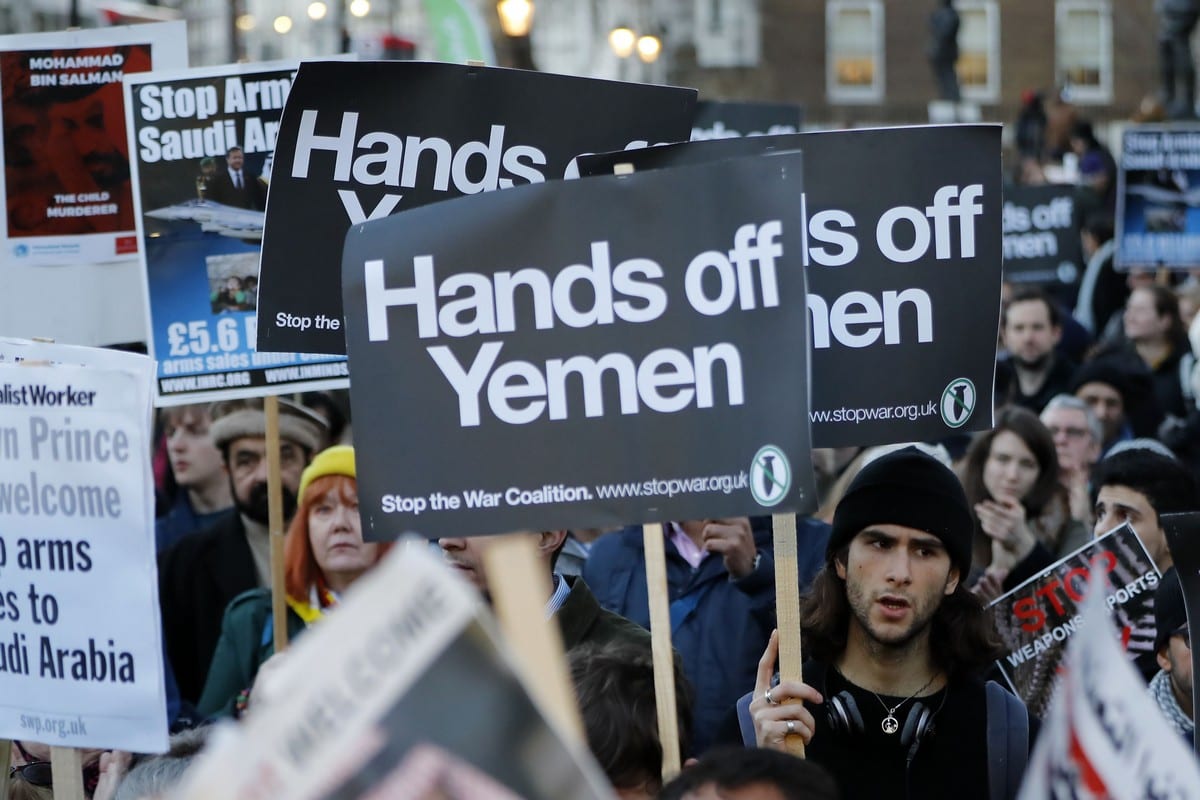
[583,517,830,753]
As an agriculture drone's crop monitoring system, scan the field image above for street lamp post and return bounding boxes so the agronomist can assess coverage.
[609,24,661,82]
[497,0,536,70]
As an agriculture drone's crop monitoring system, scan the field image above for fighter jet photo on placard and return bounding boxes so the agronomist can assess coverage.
[144,199,264,241]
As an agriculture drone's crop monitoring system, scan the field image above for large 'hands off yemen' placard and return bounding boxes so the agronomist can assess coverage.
[256,61,697,355]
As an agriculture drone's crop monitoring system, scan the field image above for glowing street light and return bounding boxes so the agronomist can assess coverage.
[636,34,661,63]
[497,0,534,37]
[273,14,292,33]
[608,26,636,58]
[235,13,256,31]
[349,0,370,18]
[307,1,327,20]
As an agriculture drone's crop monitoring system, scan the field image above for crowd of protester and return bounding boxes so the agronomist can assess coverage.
[11,108,1200,800]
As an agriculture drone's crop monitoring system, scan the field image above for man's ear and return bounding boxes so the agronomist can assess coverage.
[537,530,568,561]
[1158,647,1173,674]
[834,555,847,580]
[945,566,961,596]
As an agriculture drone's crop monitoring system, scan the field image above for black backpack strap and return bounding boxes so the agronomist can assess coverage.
[736,689,756,747]
[985,680,1030,800]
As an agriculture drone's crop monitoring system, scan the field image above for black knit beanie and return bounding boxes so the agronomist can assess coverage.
[1155,568,1188,653]
[830,447,974,577]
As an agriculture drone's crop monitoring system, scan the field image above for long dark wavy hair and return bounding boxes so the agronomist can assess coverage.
[961,405,1063,568]
[800,554,1004,677]
[961,406,1060,516]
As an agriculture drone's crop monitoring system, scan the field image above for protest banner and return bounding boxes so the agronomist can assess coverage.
[343,151,815,773]
[0,22,186,267]
[578,124,1003,448]
[173,543,614,800]
[1017,575,1200,800]
[0,338,156,444]
[0,356,166,756]
[123,61,349,406]
[256,60,697,356]
[1115,123,1200,270]
[1163,511,1200,757]
[987,523,1159,719]
[1002,183,1083,287]
[690,99,802,141]
[342,150,815,538]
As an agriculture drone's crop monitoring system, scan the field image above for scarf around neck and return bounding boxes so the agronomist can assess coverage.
[1150,668,1194,738]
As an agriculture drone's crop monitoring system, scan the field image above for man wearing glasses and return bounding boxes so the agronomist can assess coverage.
[1040,394,1102,526]
[1152,569,1193,747]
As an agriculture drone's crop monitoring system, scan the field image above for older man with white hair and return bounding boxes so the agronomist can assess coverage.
[1040,394,1102,526]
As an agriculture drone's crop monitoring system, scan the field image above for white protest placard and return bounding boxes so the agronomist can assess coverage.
[0,359,166,753]
[0,337,155,414]
[173,543,613,800]
[1018,578,1200,799]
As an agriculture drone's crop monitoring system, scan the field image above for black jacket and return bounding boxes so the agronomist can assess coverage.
[802,661,992,800]
[158,510,258,704]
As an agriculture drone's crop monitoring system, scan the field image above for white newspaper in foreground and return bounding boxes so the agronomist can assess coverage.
[1018,576,1200,799]
[173,544,615,800]
[0,356,166,752]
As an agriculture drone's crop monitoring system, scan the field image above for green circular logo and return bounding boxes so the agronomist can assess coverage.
[750,445,791,507]
[941,377,976,428]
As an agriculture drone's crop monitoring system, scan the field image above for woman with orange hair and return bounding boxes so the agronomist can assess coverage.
[197,445,390,717]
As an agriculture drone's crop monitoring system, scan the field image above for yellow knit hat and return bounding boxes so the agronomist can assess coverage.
[298,445,356,501]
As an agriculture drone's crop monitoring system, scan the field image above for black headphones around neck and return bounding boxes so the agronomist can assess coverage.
[825,690,936,765]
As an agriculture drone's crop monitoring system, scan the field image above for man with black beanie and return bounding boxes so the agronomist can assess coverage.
[745,448,1029,800]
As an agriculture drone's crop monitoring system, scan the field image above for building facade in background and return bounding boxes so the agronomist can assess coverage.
[0,0,1167,133]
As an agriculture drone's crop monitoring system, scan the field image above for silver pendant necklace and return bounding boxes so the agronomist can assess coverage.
[869,674,938,735]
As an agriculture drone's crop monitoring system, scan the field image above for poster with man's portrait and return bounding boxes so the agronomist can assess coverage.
[0,22,186,266]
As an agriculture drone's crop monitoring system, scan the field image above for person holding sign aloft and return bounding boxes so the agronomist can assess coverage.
[742,449,1030,800]
[197,446,392,717]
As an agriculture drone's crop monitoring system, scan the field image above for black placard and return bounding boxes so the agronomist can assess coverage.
[1163,512,1200,757]
[257,61,696,355]
[342,152,815,538]
[1002,183,1083,286]
[690,99,802,141]
[579,125,1002,447]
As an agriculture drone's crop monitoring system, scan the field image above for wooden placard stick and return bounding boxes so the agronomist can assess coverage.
[263,396,288,653]
[641,522,682,780]
[483,533,584,743]
[49,747,84,800]
[1157,266,1171,287]
[0,738,10,800]
[772,512,806,757]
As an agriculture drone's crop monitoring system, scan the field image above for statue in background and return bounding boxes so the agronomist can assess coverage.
[1157,0,1200,119]
[928,0,961,102]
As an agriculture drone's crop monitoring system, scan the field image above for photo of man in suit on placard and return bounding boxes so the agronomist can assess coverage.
[205,146,264,210]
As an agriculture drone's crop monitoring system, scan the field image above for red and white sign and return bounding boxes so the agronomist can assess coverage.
[1018,576,1200,799]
